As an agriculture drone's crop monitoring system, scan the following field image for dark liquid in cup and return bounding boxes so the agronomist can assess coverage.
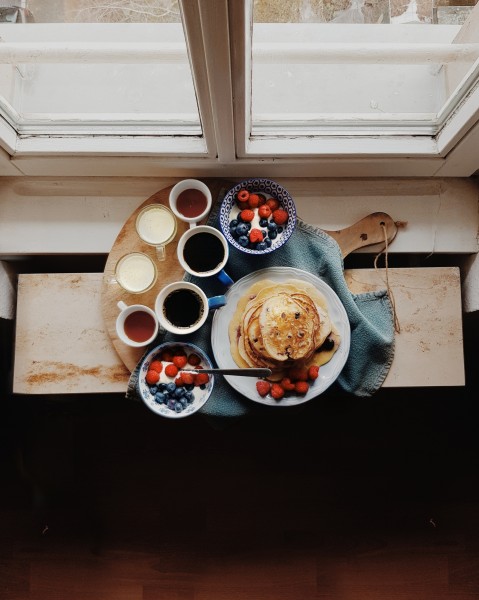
[176,189,208,219]
[183,232,225,273]
[163,289,204,328]
[124,310,156,343]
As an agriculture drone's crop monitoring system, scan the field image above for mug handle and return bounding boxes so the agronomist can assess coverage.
[216,269,234,287]
[207,295,226,310]
[117,300,128,311]
[155,245,166,261]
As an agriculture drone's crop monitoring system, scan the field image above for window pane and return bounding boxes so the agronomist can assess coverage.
[0,1,202,136]
[251,0,479,136]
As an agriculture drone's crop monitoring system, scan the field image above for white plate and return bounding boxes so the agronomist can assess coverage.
[211,267,351,407]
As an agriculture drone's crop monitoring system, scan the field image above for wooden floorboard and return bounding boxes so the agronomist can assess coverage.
[2,315,479,600]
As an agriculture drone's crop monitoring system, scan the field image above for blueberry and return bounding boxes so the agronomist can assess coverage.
[236,223,249,236]
[265,238,272,247]
[269,230,278,240]
[166,382,176,394]
[185,384,194,391]
[154,392,166,404]
[230,219,238,227]
[174,386,185,398]
[261,230,267,238]
[184,391,194,403]
[244,222,251,231]
[238,235,249,247]
[167,399,176,410]
[277,226,284,234]
[180,397,188,408]
[229,225,237,237]
[256,242,267,251]
[149,385,158,394]
[267,222,277,232]
[259,218,268,227]
[174,402,183,413]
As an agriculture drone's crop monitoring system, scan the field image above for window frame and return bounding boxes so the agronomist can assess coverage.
[0,0,479,177]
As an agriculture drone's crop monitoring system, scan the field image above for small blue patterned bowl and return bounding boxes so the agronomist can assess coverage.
[138,341,214,419]
[219,178,297,255]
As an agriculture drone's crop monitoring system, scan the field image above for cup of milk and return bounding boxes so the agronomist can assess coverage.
[113,252,158,294]
[135,204,178,261]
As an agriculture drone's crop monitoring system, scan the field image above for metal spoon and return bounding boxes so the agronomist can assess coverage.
[190,368,272,378]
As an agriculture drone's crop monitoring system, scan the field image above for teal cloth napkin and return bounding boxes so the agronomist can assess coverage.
[127,197,395,420]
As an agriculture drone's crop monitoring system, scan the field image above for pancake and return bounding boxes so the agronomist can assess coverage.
[228,277,340,380]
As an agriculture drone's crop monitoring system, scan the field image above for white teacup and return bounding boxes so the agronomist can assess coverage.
[169,179,212,228]
[177,225,234,287]
[155,281,226,335]
[116,301,159,348]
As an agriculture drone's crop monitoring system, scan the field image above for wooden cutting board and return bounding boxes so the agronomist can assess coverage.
[101,179,398,372]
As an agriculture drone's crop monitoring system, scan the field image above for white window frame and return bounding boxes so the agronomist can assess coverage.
[0,0,479,177]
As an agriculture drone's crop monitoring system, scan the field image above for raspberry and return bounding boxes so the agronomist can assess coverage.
[308,365,320,380]
[266,198,280,211]
[150,360,163,374]
[258,205,272,219]
[237,189,249,202]
[248,193,261,208]
[256,380,271,397]
[270,383,285,400]
[257,193,267,206]
[187,353,201,366]
[288,367,309,382]
[279,377,295,391]
[160,350,173,362]
[175,376,184,387]
[237,201,249,210]
[146,369,160,385]
[295,381,310,395]
[249,228,264,244]
[165,364,179,378]
[179,371,195,385]
[194,373,209,386]
[173,355,188,369]
[273,209,288,225]
[240,209,255,222]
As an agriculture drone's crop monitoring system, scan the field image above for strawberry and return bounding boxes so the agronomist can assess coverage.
[146,369,160,385]
[187,353,202,366]
[256,380,271,397]
[194,373,209,386]
[173,355,188,369]
[279,377,295,391]
[288,367,309,382]
[150,360,163,374]
[270,383,285,400]
[258,205,272,219]
[273,208,288,225]
[308,365,320,380]
[249,228,264,244]
[164,364,179,378]
[240,209,255,222]
[248,193,261,208]
[294,381,310,395]
[266,198,280,211]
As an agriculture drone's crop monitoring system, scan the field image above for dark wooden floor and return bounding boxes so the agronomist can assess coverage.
[2,314,479,600]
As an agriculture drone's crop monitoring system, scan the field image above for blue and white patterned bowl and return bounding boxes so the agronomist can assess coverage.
[138,342,214,419]
[219,178,297,255]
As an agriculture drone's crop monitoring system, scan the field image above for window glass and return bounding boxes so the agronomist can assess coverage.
[0,0,201,136]
[251,0,479,136]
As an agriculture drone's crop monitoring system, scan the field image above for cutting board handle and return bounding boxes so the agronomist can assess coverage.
[324,212,398,258]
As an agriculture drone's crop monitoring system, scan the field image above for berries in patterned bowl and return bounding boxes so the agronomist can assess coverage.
[219,178,297,255]
[138,342,214,418]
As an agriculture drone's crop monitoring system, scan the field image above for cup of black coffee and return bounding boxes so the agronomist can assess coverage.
[177,225,234,287]
[155,281,226,335]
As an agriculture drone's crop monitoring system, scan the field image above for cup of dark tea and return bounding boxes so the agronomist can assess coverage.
[155,281,226,335]
[116,301,159,347]
[177,225,234,287]
[169,179,212,228]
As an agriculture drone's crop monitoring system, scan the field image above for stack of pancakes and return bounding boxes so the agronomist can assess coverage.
[231,281,333,379]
